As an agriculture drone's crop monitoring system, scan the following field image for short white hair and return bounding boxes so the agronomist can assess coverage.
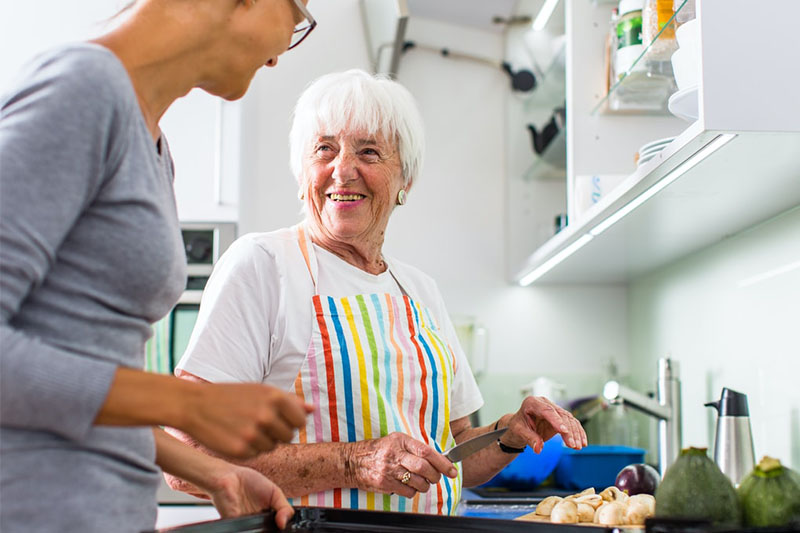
[289,69,425,186]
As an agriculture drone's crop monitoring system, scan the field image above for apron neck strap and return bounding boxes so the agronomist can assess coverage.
[296,224,318,290]
[295,224,413,299]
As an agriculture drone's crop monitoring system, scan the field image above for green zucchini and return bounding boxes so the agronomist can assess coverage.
[737,456,800,527]
[655,447,741,526]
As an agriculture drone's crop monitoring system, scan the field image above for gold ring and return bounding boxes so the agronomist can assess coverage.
[400,471,411,485]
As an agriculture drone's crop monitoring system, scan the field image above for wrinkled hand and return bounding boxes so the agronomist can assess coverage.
[182,383,312,459]
[502,396,587,453]
[207,464,294,528]
[347,432,458,499]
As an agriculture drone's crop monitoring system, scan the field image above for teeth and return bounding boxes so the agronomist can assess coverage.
[329,194,365,201]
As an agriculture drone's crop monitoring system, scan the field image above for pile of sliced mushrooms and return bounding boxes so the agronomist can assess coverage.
[534,486,656,526]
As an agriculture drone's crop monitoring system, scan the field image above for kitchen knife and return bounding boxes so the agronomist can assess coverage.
[444,427,508,463]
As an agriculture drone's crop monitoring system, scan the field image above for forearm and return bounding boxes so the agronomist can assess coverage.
[460,415,520,487]
[95,367,200,428]
[154,428,227,499]
[165,426,357,498]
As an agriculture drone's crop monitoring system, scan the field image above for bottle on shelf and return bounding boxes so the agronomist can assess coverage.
[607,0,676,112]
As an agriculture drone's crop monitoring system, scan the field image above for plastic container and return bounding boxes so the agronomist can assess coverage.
[554,445,646,490]
[479,434,564,490]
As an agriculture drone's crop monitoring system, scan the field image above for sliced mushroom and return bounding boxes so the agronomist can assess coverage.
[600,485,629,503]
[577,502,595,522]
[575,494,604,509]
[628,493,656,516]
[595,501,626,526]
[550,500,579,524]
[535,496,563,516]
[624,499,653,526]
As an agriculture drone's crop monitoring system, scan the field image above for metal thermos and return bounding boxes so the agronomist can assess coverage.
[705,388,755,486]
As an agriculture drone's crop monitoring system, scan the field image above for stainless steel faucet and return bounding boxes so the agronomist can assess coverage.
[602,358,682,477]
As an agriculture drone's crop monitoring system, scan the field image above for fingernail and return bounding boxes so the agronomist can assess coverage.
[569,438,575,446]
[449,468,458,477]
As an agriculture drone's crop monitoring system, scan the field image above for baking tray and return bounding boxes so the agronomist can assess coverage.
[157,507,615,533]
[157,508,800,533]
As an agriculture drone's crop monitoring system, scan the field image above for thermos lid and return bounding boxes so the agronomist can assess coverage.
[704,387,750,416]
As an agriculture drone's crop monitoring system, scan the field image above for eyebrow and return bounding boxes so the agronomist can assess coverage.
[319,135,382,146]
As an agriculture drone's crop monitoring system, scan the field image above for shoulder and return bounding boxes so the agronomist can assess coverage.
[217,227,300,272]
[2,43,136,122]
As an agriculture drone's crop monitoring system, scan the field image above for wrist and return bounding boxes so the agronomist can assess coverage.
[342,441,359,488]
[493,419,526,453]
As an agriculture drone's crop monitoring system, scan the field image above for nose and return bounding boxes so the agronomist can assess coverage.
[331,151,358,183]
[265,57,278,67]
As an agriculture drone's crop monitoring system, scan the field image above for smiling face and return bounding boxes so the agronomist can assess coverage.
[301,128,407,250]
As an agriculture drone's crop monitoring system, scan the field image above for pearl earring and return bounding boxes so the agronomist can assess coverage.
[397,189,407,206]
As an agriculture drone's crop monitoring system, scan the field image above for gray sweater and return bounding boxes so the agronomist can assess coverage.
[1,44,186,532]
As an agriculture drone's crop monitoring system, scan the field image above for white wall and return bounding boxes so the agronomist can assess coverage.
[0,2,127,93]
[628,208,800,469]
[237,1,629,424]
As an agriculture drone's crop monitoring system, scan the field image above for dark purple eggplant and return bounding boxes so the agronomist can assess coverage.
[615,463,660,495]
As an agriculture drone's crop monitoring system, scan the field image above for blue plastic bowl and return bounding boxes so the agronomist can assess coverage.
[479,434,564,490]
[554,445,645,490]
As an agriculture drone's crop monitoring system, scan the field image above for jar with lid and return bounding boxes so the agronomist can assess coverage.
[643,0,678,60]
[614,0,646,81]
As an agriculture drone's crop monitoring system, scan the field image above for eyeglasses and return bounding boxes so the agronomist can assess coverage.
[288,0,317,50]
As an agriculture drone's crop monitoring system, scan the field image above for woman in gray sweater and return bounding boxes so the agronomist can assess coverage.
[0,1,316,531]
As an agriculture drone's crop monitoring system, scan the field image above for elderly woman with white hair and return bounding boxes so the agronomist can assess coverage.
[169,69,586,515]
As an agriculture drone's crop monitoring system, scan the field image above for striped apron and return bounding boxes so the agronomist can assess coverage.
[289,226,462,514]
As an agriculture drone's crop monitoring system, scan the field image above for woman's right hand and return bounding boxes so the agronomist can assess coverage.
[346,432,459,498]
[181,382,312,459]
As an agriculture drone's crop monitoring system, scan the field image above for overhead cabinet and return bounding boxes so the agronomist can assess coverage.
[512,0,800,285]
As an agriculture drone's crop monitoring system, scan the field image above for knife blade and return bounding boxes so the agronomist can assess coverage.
[444,427,508,463]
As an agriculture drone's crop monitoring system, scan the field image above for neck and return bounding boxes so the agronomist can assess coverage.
[92,2,216,140]
[306,225,388,275]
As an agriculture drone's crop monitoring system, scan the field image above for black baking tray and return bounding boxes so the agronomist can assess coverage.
[156,507,800,533]
[157,506,607,533]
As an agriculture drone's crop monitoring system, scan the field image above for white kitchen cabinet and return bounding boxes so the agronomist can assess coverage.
[511,0,800,285]
[160,91,241,223]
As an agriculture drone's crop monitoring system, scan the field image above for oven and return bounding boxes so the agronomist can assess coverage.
[145,222,236,375]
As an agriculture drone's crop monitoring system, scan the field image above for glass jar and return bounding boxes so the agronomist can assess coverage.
[643,0,677,60]
[614,0,645,80]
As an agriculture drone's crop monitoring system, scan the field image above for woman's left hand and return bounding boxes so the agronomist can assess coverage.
[500,396,587,453]
[207,464,294,528]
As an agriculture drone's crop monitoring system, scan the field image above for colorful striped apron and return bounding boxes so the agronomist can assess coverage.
[289,226,462,514]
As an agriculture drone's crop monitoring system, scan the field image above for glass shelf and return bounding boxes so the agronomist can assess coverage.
[523,41,566,112]
[523,127,566,181]
[591,0,687,115]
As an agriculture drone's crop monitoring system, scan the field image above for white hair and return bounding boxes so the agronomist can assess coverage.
[289,69,425,186]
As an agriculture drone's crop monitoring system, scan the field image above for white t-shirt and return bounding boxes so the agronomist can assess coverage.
[176,227,483,422]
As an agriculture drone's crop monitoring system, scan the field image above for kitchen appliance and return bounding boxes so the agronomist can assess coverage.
[705,387,756,486]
